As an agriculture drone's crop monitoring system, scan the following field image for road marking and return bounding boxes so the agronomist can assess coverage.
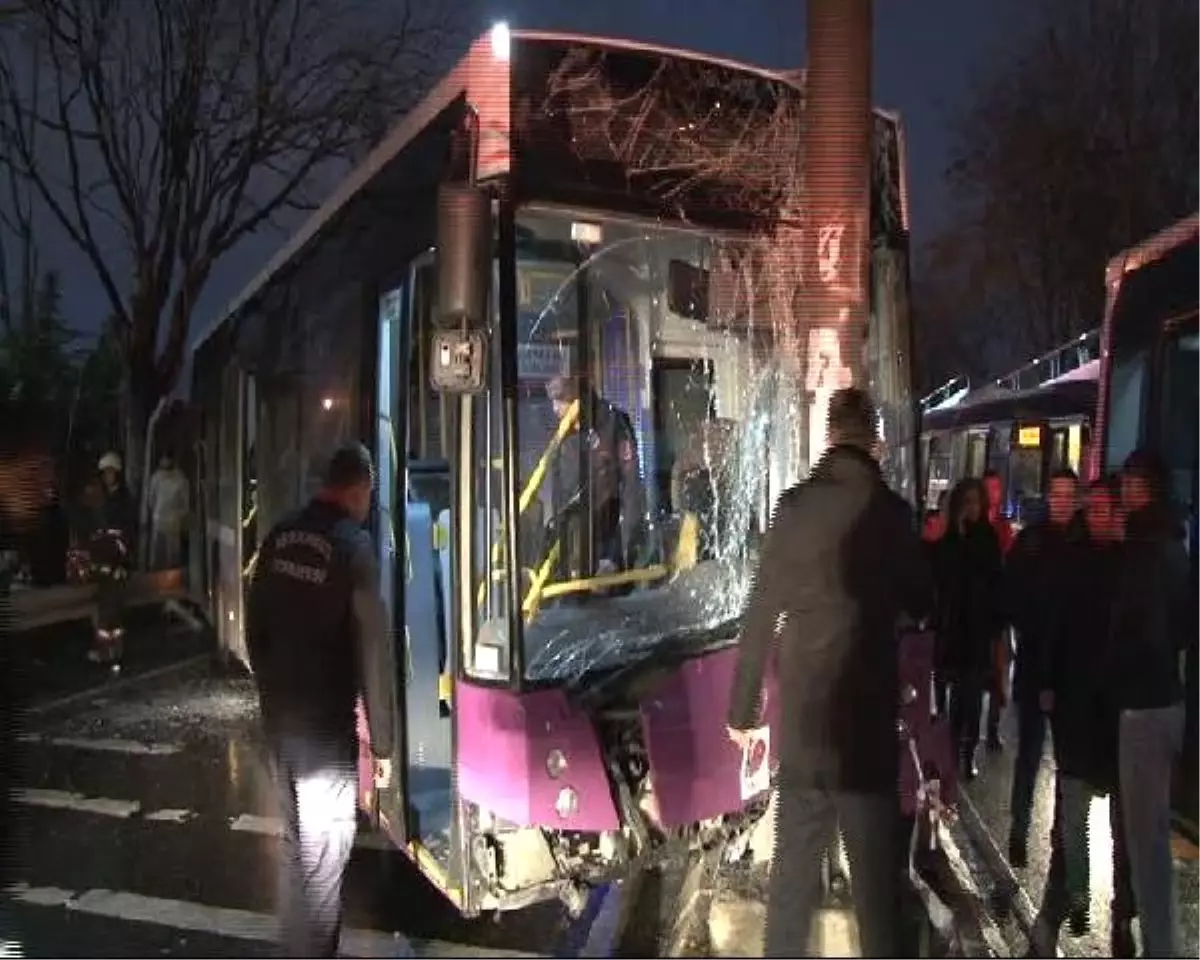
[4,883,547,958]
[13,789,140,818]
[13,787,391,851]
[144,808,196,823]
[17,734,182,756]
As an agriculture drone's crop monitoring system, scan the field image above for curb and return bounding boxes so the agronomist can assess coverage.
[955,786,1066,958]
[25,652,211,721]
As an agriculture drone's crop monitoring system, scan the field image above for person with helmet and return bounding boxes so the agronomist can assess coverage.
[85,452,137,669]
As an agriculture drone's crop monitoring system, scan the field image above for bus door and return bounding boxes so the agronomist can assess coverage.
[241,375,259,597]
[214,362,248,663]
[1158,315,1198,827]
[964,428,988,478]
[1009,422,1046,522]
[373,253,458,883]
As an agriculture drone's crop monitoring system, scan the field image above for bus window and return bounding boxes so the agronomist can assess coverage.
[924,436,951,511]
[1047,426,1069,473]
[1009,445,1043,512]
[652,358,716,515]
[1161,325,1199,508]
[965,431,987,477]
[408,262,446,461]
[1104,344,1150,474]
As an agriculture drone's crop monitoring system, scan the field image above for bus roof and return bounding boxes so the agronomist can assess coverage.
[1106,212,1200,287]
[922,377,1097,433]
[189,28,897,358]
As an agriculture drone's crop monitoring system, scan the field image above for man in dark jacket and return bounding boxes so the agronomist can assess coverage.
[1003,467,1079,867]
[727,387,934,957]
[247,444,398,958]
[545,375,645,579]
[1108,448,1189,959]
[1033,477,1131,953]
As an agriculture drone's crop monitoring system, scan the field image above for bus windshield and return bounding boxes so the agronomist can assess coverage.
[510,208,796,684]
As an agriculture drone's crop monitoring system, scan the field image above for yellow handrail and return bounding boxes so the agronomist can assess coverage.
[521,540,562,621]
[539,564,670,601]
[519,398,579,516]
[477,398,579,610]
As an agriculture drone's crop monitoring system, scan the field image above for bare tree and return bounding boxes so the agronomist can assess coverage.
[0,0,459,489]
[928,0,1198,369]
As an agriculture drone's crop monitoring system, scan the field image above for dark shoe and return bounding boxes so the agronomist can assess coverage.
[1066,902,1089,937]
[962,748,980,780]
[1024,917,1059,957]
[1008,834,1028,869]
[986,731,1004,752]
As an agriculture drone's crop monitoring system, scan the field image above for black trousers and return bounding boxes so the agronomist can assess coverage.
[1009,698,1048,844]
[947,665,993,756]
[766,784,901,957]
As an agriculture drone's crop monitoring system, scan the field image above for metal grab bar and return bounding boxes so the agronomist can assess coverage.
[477,398,580,610]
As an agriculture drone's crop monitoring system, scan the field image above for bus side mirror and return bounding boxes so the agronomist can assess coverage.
[432,183,491,394]
[436,183,490,330]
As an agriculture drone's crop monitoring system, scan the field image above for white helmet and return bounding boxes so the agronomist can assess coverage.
[98,451,123,473]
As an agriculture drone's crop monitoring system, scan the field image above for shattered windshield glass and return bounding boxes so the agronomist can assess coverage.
[509,208,807,684]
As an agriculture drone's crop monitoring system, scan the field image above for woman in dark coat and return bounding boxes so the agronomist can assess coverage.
[934,478,1004,779]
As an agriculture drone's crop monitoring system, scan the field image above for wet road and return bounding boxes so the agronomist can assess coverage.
[4,667,562,958]
[958,706,1200,958]
[12,606,210,709]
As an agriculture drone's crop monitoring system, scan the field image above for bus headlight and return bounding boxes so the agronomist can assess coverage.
[554,786,578,819]
[546,749,568,779]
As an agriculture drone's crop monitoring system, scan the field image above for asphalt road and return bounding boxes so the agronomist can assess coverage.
[958,704,1200,958]
[2,664,563,958]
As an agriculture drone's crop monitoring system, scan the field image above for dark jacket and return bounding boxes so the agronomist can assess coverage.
[727,445,935,792]
[551,392,644,565]
[933,520,1003,677]
[1106,501,1189,712]
[246,498,397,757]
[86,484,138,573]
[1046,531,1121,787]
[1004,515,1078,700]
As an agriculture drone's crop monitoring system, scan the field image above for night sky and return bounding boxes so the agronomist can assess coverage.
[38,0,1029,341]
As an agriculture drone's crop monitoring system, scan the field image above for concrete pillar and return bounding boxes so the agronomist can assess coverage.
[800,0,873,461]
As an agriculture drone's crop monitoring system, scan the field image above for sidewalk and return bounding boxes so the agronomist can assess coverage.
[958,710,1199,957]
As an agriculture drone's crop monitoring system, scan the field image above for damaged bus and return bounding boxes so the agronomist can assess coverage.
[188,26,917,948]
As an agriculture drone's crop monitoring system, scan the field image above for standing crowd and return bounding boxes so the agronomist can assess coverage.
[723,385,1189,957]
[925,452,1191,957]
